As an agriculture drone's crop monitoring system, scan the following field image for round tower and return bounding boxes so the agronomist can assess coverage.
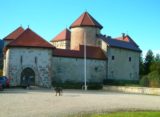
[70,12,103,50]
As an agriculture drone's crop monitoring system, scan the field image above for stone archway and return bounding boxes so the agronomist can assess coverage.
[20,67,35,86]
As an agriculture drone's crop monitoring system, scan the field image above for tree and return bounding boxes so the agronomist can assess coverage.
[140,50,160,88]
[139,54,145,77]
[144,50,154,75]
[150,62,160,73]
[155,54,160,62]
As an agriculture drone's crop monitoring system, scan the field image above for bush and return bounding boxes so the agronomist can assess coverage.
[148,71,160,88]
[52,80,103,90]
[103,79,139,86]
[0,69,3,76]
[87,83,103,90]
[139,75,149,87]
[53,81,82,89]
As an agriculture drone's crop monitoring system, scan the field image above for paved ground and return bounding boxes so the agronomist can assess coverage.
[0,88,160,117]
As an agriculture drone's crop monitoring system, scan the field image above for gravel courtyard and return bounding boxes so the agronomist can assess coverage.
[0,88,160,117]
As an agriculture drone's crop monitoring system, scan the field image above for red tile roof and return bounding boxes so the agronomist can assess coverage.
[70,12,103,29]
[53,45,106,60]
[7,28,55,49]
[3,27,25,40]
[97,34,141,52]
[50,28,71,42]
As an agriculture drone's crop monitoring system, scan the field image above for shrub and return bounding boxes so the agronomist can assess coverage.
[0,69,3,76]
[139,75,149,87]
[87,83,103,90]
[52,80,103,90]
[148,71,160,88]
[103,79,139,86]
[53,83,81,89]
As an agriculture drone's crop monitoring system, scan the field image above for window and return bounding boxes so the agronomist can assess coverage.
[97,40,101,46]
[95,67,98,72]
[35,57,37,64]
[57,67,62,73]
[111,71,114,78]
[129,57,131,62]
[112,56,115,60]
[20,56,23,64]
[130,73,132,78]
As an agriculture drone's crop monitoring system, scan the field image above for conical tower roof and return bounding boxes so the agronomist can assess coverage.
[70,12,103,29]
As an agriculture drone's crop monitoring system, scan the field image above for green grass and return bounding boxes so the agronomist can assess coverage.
[70,111,160,117]
[93,112,160,117]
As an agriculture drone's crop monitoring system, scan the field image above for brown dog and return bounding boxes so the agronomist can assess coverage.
[54,87,62,96]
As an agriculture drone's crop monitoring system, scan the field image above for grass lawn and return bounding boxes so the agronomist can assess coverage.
[70,112,160,117]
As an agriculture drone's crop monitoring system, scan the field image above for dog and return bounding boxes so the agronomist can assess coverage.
[54,87,62,96]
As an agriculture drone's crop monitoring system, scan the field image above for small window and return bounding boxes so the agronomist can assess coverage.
[111,71,114,78]
[20,56,23,64]
[112,56,115,60]
[57,67,62,73]
[35,57,37,64]
[130,73,132,78]
[97,40,101,46]
[95,67,98,72]
[129,57,131,62]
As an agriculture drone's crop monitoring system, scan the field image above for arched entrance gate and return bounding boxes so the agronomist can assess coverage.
[20,67,35,86]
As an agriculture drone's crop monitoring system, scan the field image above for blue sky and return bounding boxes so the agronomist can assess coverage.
[0,0,160,56]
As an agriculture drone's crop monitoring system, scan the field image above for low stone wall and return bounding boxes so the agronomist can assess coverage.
[103,85,160,95]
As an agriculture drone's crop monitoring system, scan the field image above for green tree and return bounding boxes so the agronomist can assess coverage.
[150,62,160,73]
[148,71,160,87]
[144,50,154,75]
[139,54,145,77]
[155,54,160,62]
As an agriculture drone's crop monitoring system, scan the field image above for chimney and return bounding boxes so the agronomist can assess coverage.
[122,33,125,40]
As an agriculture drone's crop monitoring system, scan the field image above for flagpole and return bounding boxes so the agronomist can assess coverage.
[84,32,87,91]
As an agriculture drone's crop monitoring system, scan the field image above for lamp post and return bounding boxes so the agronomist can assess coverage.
[84,32,87,91]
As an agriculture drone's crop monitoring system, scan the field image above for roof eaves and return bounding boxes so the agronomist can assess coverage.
[109,45,142,53]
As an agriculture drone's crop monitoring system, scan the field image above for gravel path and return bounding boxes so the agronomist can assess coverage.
[0,88,160,117]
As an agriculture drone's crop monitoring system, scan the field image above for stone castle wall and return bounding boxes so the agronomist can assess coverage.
[107,47,140,80]
[3,48,52,87]
[52,57,106,84]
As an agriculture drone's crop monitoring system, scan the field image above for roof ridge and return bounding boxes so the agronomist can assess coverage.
[70,12,103,29]
[8,28,54,49]
[3,26,25,40]
[81,12,86,26]
[7,28,26,45]
[26,28,54,46]
[86,12,96,26]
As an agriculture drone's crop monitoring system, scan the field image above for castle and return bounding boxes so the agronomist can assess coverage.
[3,12,141,87]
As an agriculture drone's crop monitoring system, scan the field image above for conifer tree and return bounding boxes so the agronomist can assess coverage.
[144,50,154,75]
